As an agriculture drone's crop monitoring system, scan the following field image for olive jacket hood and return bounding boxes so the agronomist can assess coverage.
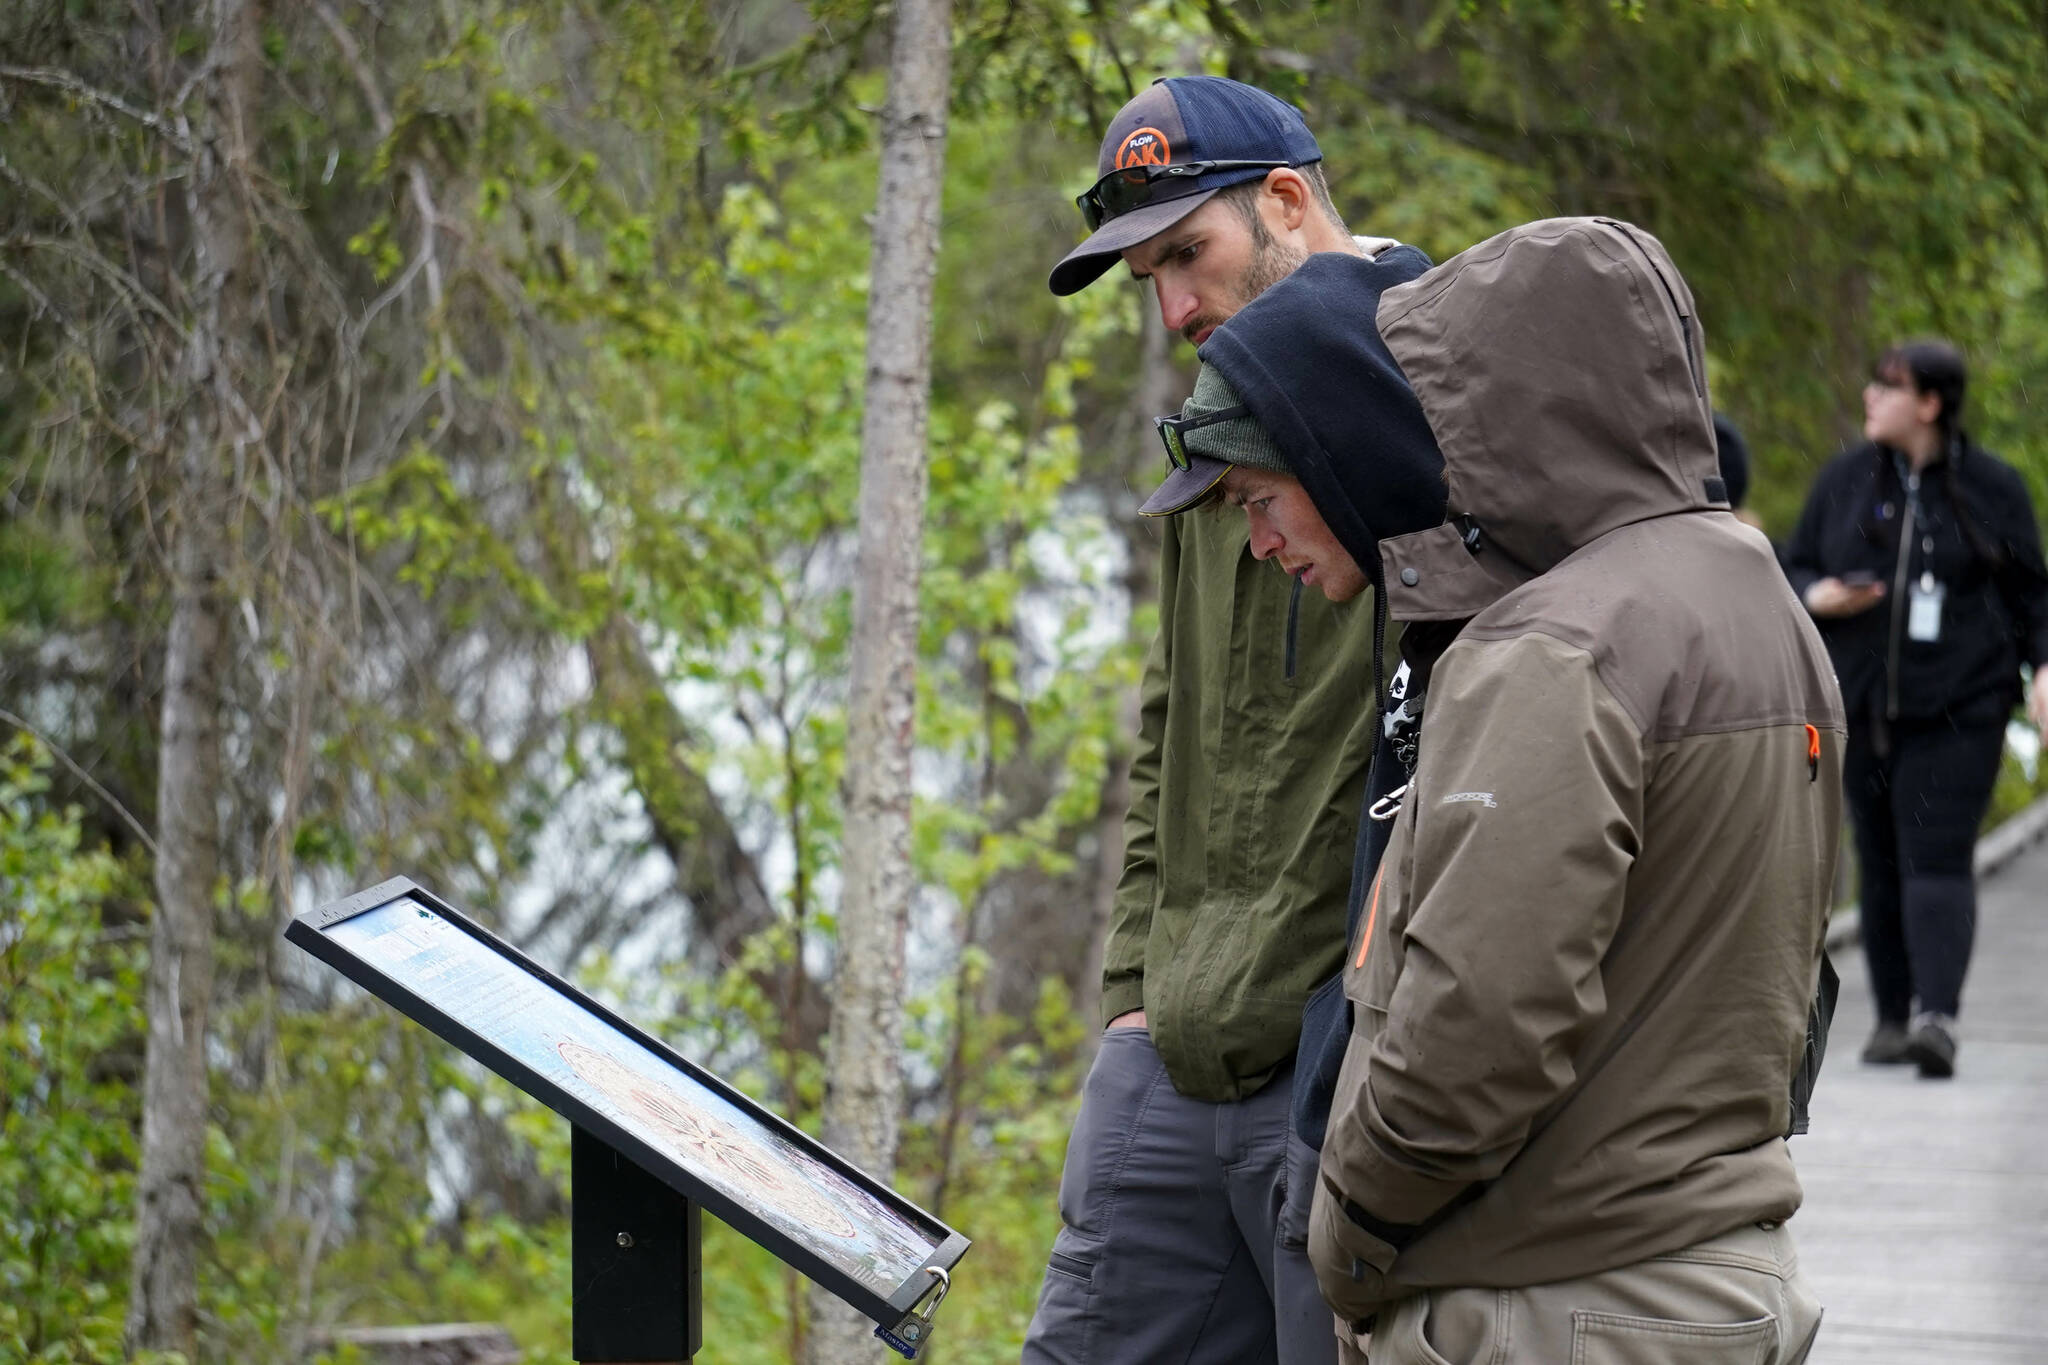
[1217,218,1848,1321]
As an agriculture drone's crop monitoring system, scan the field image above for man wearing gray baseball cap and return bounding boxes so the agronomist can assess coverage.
[1022,76,1431,1365]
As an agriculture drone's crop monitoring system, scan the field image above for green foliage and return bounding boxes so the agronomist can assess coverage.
[1291,0,2048,531]
[193,995,576,1361]
[1986,714,2048,832]
[0,737,134,1361]
[0,520,95,638]
[896,971,1089,1364]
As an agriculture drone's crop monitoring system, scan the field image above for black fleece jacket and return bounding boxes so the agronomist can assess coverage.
[1200,248,1453,1148]
[1784,440,2048,726]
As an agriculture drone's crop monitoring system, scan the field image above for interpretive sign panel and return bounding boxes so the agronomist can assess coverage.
[285,877,967,1339]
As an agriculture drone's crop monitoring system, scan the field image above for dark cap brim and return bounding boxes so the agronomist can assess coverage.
[1048,188,1222,297]
[1139,453,1231,517]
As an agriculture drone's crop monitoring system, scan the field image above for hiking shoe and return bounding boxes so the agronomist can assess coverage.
[1860,1022,1912,1065]
[1905,1013,1958,1079]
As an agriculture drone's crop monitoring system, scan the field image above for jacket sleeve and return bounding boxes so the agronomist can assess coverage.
[1988,463,2048,669]
[1099,518,1178,1025]
[1781,456,1842,605]
[1325,631,1643,1228]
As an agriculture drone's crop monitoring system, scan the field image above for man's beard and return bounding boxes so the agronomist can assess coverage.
[1179,216,1310,346]
[1238,213,1310,302]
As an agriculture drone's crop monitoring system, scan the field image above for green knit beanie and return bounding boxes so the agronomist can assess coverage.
[1180,363,1291,475]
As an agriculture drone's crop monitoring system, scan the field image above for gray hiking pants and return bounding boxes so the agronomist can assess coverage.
[1021,1027,1336,1365]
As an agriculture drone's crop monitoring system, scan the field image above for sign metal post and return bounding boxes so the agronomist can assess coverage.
[572,1126,702,1363]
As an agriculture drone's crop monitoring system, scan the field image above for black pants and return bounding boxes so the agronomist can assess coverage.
[1843,713,2007,1023]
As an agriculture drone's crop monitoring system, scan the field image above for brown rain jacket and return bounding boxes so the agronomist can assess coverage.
[1289,219,1847,1321]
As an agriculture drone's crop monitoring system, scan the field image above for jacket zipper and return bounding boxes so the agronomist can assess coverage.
[1884,474,1918,723]
[1284,574,1302,682]
[1603,220,1704,399]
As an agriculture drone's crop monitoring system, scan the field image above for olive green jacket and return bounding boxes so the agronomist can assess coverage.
[1104,507,1381,1102]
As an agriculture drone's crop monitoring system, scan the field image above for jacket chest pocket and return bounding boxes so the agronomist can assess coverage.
[1342,795,1418,1022]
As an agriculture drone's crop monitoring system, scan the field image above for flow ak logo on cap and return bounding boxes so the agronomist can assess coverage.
[1096,82,1189,180]
[1116,126,1173,170]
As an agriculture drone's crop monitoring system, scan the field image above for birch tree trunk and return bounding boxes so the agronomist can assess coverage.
[127,484,229,1359]
[803,0,952,1359]
[126,0,258,1352]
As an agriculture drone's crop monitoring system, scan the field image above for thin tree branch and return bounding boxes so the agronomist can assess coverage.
[307,0,394,136]
[310,0,455,422]
[0,64,194,151]
[0,707,161,856]
[0,257,83,344]
[1,231,190,336]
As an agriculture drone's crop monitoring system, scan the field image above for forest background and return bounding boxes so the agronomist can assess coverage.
[4,1,2046,1362]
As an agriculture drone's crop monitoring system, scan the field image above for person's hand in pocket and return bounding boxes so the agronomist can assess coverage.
[1308,1177,1399,1326]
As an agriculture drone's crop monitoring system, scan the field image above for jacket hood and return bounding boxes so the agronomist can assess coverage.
[1199,245,1447,593]
[1205,219,1725,622]
[1376,217,1723,618]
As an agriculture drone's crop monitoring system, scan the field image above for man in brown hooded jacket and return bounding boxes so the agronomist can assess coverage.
[1181,218,1845,1363]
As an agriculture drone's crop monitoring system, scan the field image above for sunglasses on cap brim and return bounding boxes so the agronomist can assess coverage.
[1155,404,1251,471]
[1076,160,1289,231]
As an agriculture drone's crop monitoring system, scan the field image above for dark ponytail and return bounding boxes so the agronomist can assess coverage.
[1875,339,2005,569]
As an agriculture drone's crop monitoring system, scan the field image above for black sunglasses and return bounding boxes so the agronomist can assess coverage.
[1076,160,1289,231]
[1155,404,1250,471]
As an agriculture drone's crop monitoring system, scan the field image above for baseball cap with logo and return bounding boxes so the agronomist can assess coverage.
[1048,76,1323,297]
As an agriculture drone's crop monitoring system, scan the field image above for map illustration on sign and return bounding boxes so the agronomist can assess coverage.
[324,895,944,1296]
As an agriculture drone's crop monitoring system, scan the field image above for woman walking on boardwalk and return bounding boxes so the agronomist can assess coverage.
[1785,340,2048,1078]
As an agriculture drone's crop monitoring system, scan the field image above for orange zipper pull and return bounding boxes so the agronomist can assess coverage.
[1354,866,1385,971]
[1804,724,1820,782]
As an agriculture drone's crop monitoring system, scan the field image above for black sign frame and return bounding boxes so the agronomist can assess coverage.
[284,875,969,1334]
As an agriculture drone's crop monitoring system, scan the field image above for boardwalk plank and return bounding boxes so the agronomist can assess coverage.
[1792,830,2048,1364]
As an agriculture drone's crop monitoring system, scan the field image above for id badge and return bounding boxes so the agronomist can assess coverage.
[1907,572,1944,643]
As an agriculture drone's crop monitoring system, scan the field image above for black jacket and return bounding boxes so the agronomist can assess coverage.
[1201,250,1454,1147]
[1783,440,2048,726]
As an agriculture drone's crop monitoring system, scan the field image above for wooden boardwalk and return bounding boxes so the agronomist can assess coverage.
[1791,820,2048,1364]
